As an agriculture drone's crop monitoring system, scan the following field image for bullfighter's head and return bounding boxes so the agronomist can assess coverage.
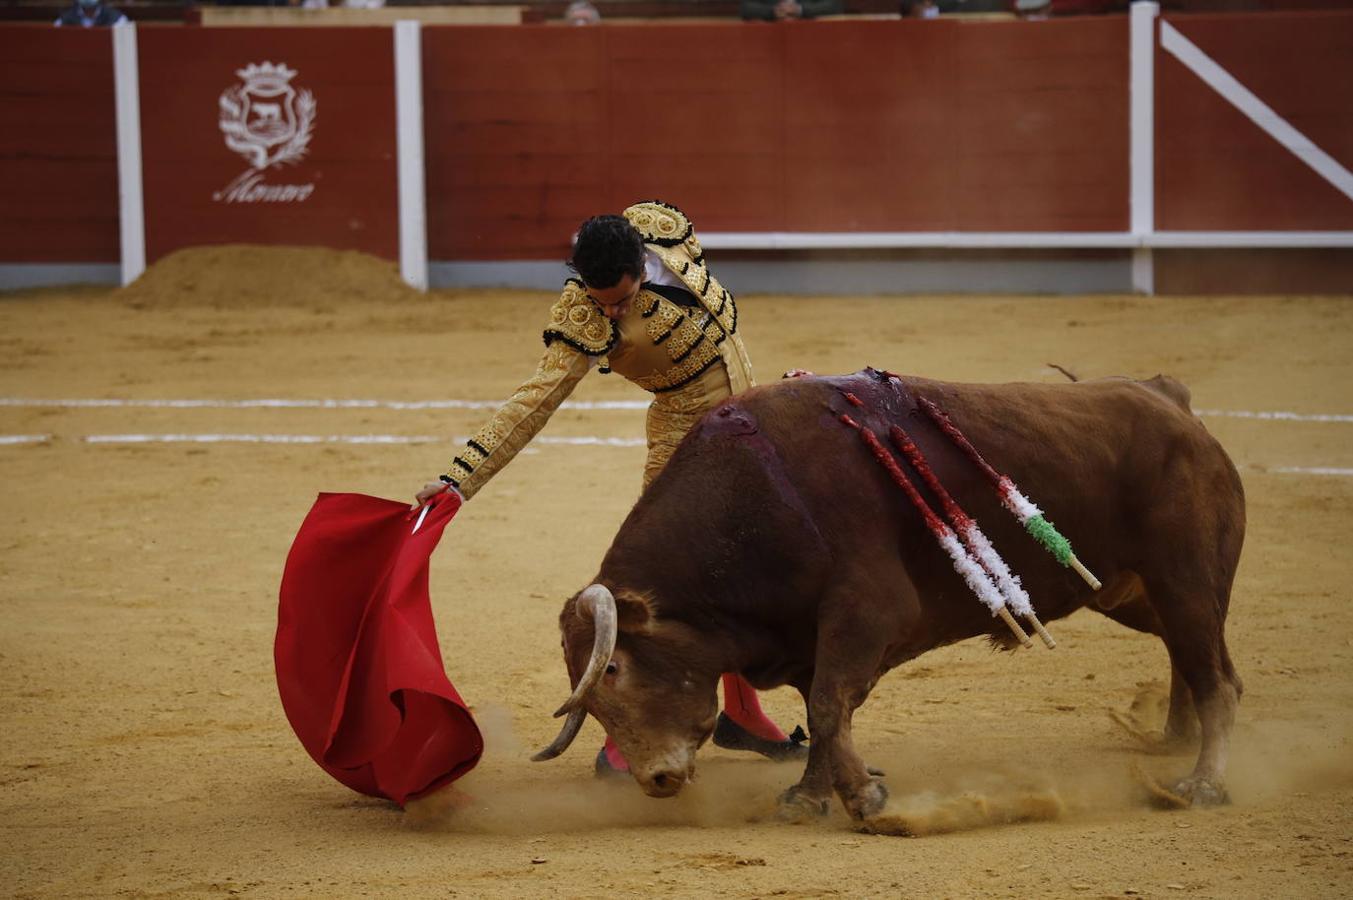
[534,584,721,798]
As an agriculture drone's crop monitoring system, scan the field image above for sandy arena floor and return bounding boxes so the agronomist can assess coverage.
[2,248,1351,898]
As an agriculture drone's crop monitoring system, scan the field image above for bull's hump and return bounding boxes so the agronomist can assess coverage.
[723,368,917,433]
[815,369,917,420]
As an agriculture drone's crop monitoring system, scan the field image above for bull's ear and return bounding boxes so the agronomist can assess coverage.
[613,589,655,632]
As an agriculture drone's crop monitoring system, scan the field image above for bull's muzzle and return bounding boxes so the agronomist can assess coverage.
[635,765,691,799]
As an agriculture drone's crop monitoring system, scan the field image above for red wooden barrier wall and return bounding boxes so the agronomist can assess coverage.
[782,18,1129,234]
[423,18,1131,260]
[0,27,119,263]
[1156,11,1353,231]
[137,27,399,264]
[4,14,1350,270]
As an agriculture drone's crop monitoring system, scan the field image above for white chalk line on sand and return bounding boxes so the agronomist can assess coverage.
[0,433,645,447]
[2,399,1349,471]
[2,432,1349,477]
[78,433,647,447]
[0,396,649,411]
[2,397,1351,423]
[1194,409,1353,424]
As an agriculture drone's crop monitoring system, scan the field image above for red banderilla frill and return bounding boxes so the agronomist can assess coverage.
[837,411,1035,648]
[888,425,1055,648]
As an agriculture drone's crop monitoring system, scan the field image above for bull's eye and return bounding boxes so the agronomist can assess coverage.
[605,661,618,676]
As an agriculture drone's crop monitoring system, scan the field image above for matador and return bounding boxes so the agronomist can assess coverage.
[416,200,807,775]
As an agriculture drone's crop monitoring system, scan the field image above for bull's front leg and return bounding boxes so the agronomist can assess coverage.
[778,613,890,821]
[776,703,835,820]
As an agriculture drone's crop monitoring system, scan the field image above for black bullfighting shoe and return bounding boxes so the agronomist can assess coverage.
[712,713,810,762]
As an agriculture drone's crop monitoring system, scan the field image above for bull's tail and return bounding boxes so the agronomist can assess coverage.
[1047,363,1080,383]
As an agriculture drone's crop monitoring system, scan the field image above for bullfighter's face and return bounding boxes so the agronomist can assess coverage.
[587,273,642,321]
[562,592,721,798]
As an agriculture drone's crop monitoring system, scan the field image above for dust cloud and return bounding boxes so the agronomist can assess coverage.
[407,761,797,834]
[407,684,1353,840]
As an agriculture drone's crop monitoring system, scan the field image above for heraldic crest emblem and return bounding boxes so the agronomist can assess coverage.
[218,62,316,170]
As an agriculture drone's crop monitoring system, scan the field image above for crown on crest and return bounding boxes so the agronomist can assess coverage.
[235,62,298,91]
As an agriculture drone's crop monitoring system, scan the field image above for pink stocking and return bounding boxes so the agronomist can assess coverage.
[721,673,789,743]
[601,735,630,772]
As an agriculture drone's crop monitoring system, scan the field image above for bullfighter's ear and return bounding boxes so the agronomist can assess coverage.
[612,589,656,632]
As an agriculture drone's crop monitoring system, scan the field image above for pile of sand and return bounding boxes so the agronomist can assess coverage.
[117,244,418,309]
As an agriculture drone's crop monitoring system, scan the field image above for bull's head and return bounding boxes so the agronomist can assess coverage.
[533,584,720,798]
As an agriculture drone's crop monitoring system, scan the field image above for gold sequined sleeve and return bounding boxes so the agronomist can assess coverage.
[444,341,590,500]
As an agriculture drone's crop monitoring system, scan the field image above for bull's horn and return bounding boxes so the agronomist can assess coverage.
[532,706,587,762]
[551,584,617,718]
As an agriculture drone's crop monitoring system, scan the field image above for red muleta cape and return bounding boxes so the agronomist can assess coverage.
[276,492,482,806]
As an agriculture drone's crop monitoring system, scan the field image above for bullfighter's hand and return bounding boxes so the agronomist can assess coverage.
[412,481,461,510]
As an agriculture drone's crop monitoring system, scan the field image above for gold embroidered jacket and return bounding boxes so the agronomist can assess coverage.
[444,201,754,499]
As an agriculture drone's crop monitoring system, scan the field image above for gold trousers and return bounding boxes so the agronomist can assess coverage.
[642,362,733,489]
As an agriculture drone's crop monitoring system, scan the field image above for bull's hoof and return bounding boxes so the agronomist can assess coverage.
[1170,776,1230,808]
[1131,763,1231,809]
[776,786,830,823]
[843,778,889,821]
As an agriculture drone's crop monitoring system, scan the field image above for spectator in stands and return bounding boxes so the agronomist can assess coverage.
[53,0,127,27]
[565,0,602,25]
[741,0,843,20]
[900,0,940,17]
[299,0,388,8]
[1013,0,1052,17]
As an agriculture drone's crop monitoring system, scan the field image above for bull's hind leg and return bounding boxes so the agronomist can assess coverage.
[1136,455,1245,806]
[1164,663,1200,743]
[1139,572,1242,806]
[1093,573,1200,745]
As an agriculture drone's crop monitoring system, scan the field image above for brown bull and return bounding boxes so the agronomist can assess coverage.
[535,368,1246,819]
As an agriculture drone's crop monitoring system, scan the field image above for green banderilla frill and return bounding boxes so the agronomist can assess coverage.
[1024,514,1073,566]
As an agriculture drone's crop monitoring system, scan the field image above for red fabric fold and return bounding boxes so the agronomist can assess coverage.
[276,492,482,806]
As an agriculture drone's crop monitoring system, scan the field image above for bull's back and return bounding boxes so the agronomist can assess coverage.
[727,371,1242,622]
[630,369,1242,636]
[738,370,1213,496]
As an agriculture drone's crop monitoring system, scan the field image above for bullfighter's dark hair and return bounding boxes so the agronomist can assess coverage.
[567,215,645,289]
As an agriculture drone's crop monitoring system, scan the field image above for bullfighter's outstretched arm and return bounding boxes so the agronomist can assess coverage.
[443,280,616,500]
[443,343,590,499]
